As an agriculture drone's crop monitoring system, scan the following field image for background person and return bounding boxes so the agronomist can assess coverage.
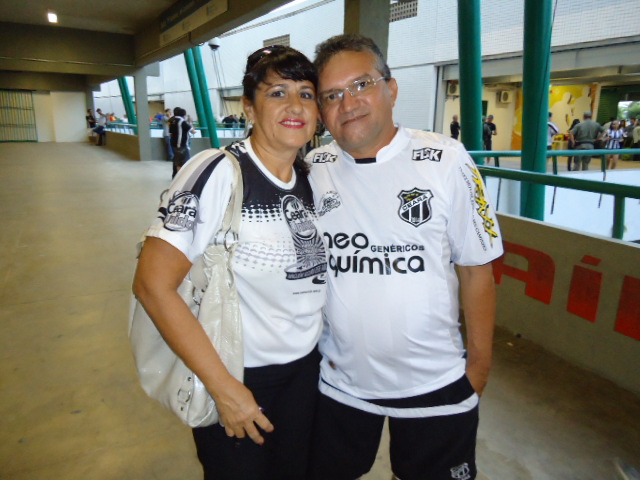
[168,107,194,178]
[450,114,460,140]
[569,111,605,171]
[603,120,624,170]
[161,108,174,164]
[133,45,326,480]
[306,34,503,480]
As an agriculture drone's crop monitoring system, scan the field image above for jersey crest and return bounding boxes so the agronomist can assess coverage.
[397,188,434,227]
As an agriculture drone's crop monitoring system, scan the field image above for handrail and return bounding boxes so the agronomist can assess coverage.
[468,150,640,240]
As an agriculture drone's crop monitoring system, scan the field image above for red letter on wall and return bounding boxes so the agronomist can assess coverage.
[615,275,640,341]
[493,241,555,304]
[567,255,603,323]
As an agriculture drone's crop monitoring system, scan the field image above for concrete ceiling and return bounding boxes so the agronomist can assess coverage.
[0,0,291,90]
[0,0,174,35]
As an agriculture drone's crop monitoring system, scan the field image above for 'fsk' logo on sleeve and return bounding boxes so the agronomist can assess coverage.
[312,152,337,163]
[412,147,443,162]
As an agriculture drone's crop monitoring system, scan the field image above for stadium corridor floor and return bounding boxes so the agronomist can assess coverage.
[0,142,638,480]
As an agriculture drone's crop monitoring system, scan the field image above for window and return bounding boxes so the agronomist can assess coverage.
[390,0,418,22]
[263,34,290,47]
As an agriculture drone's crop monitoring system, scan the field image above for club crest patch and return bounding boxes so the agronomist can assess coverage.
[164,191,199,232]
[317,191,341,217]
[450,462,471,479]
[398,188,434,227]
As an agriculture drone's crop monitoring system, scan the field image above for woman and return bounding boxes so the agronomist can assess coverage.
[133,46,326,479]
[603,120,623,169]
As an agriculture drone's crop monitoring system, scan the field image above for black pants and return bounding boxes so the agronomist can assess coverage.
[192,348,321,480]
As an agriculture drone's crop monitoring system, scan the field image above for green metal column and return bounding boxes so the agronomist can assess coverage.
[520,0,553,219]
[183,49,210,139]
[118,77,137,133]
[457,0,484,162]
[191,47,220,148]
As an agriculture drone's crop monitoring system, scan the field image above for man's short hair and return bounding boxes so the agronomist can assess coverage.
[584,111,592,118]
[548,112,553,118]
[314,34,391,80]
[174,107,186,117]
[488,114,494,119]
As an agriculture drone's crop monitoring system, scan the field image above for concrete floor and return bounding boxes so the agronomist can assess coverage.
[0,142,639,480]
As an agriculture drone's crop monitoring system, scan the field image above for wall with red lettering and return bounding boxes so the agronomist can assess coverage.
[493,214,640,395]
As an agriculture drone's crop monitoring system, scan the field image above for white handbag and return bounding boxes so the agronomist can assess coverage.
[128,150,244,428]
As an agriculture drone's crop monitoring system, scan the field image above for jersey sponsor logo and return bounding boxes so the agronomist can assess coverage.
[324,232,426,277]
[312,152,337,163]
[317,191,341,217]
[164,191,199,232]
[412,147,443,162]
[281,195,327,280]
[398,188,434,227]
[465,164,499,246]
[450,462,471,479]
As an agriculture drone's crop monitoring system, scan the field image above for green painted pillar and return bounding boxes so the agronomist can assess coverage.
[457,0,484,163]
[118,77,137,133]
[183,49,210,138]
[191,47,220,148]
[520,0,553,219]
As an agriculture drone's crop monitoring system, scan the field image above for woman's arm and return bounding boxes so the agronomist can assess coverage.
[133,236,274,443]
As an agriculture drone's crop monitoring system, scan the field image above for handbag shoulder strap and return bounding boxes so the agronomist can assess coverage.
[208,149,243,253]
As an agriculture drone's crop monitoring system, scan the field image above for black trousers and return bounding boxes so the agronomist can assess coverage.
[192,348,321,480]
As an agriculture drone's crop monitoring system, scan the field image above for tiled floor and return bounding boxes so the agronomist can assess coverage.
[1,142,638,480]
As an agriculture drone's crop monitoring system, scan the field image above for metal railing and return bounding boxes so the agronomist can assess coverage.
[468,148,640,240]
[105,122,245,138]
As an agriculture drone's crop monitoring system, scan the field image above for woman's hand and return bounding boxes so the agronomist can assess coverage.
[212,377,274,445]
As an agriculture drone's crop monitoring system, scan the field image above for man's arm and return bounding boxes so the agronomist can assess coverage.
[458,262,496,396]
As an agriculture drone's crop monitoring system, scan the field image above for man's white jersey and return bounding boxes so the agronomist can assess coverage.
[146,138,327,367]
[307,126,503,410]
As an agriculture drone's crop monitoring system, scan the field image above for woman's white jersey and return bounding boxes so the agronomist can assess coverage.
[306,126,503,414]
[146,138,327,368]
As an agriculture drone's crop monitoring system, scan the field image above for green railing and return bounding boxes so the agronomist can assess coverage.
[106,122,244,137]
[468,149,640,240]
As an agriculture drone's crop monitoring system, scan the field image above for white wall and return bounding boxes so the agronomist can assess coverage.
[32,91,86,143]
[51,92,87,142]
[33,92,54,142]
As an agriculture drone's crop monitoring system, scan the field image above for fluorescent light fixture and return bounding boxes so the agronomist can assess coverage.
[47,11,58,23]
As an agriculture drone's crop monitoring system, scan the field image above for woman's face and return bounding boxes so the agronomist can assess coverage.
[243,70,318,153]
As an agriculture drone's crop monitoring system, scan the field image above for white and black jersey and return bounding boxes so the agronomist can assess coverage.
[306,126,503,417]
[146,138,327,367]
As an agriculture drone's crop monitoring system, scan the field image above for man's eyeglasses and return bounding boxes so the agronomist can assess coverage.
[318,75,388,107]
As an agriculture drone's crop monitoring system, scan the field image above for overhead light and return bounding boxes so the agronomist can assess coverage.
[47,11,58,23]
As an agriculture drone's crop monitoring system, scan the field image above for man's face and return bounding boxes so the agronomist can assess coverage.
[318,50,398,158]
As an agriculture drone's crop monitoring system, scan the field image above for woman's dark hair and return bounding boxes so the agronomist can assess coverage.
[243,45,318,102]
[243,45,317,175]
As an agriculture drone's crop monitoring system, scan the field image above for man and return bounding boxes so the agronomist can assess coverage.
[168,107,193,178]
[93,108,111,146]
[484,114,497,150]
[161,108,174,163]
[548,112,559,149]
[306,34,503,480]
[450,114,460,140]
[569,111,605,170]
